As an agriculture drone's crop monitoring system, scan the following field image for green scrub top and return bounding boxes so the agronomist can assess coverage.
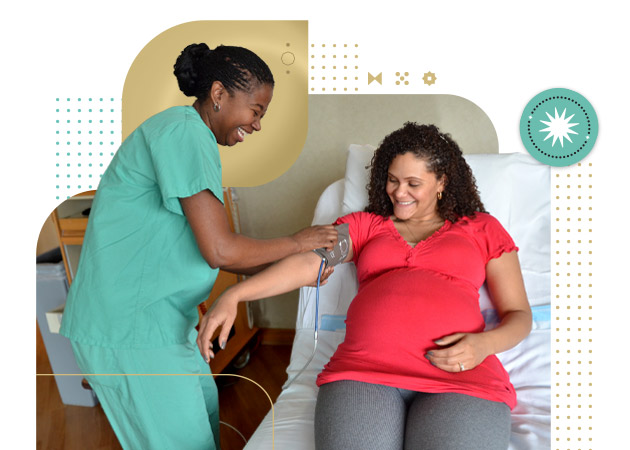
[60,106,224,349]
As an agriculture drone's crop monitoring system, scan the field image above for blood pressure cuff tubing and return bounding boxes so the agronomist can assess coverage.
[312,223,350,268]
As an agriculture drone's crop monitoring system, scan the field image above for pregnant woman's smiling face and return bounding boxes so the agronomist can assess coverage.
[386,152,445,222]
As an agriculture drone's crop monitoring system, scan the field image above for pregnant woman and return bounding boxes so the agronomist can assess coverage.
[197,122,532,450]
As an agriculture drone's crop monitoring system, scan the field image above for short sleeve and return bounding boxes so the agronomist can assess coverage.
[150,118,223,215]
[333,212,380,262]
[472,213,519,263]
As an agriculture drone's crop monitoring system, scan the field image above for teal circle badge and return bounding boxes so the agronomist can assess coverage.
[520,88,598,167]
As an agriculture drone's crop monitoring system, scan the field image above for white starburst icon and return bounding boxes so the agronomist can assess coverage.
[539,107,579,148]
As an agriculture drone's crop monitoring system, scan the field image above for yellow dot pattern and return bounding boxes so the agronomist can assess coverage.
[552,160,593,449]
[309,43,360,93]
[395,72,410,86]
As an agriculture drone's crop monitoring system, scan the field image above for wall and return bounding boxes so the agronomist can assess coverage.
[37,216,58,256]
[234,94,499,329]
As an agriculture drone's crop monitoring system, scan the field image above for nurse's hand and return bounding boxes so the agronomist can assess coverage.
[292,225,338,252]
[197,294,239,363]
[305,265,334,287]
[424,332,492,373]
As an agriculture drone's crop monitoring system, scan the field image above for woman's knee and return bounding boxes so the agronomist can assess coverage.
[404,393,510,450]
[315,381,406,450]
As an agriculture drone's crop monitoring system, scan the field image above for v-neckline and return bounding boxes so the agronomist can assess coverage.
[386,217,451,250]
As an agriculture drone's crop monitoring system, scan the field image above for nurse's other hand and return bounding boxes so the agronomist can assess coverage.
[305,265,334,287]
[292,225,338,252]
[424,332,492,373]
[197,294,239,363]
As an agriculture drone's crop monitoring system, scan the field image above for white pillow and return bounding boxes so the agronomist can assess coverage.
[464,154,550,308]
[340,144,376,215]
[464,153,550,272]
[340,146,550,307]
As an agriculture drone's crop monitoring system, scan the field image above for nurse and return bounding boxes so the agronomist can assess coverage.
[59,43,336,450]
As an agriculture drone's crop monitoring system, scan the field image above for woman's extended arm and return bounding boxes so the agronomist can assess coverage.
[180,189,337,274]
[426,251,532,372]
[197,231,355,362]
[196,251,326,362]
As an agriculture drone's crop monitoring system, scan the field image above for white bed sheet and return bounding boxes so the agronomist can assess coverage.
[246,153,551,450]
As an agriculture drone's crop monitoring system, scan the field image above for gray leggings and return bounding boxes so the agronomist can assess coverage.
[314,380,510,450]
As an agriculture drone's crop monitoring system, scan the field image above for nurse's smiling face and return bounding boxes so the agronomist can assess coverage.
[386,152,445,222]
[202,82,273,147]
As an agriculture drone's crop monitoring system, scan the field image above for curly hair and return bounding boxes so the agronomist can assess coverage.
[366,122,486,222]
[173,43,274,102]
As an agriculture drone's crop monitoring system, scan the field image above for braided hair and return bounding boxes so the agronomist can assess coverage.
[366,122,486,222]
[173,43,274,101]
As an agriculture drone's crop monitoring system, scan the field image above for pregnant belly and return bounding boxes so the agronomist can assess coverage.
[340,268,484,370]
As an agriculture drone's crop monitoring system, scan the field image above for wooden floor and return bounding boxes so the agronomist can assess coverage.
[36,326,292,450]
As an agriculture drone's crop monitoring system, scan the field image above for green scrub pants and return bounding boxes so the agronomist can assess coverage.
[70,333,220,450]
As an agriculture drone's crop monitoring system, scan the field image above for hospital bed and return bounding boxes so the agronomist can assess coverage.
[244,147,551,449]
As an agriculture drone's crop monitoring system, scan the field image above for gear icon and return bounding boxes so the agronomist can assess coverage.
[422,71,437,86]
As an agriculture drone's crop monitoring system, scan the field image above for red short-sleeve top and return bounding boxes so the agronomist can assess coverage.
[316,211,519,409]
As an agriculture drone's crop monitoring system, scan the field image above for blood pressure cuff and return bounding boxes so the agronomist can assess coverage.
[312,223,350,268]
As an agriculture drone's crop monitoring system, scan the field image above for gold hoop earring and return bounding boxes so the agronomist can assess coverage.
[437,191,443,200]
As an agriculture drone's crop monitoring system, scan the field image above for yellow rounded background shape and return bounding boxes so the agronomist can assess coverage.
[122,20,308,187]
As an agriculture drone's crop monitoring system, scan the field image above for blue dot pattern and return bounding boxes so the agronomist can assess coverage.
[55,97,120,200]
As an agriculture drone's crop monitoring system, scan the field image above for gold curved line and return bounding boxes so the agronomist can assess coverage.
[213,373,275,449]
[37,373,275,449]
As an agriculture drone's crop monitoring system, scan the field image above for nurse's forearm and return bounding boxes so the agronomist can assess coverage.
[213,233,304,272]
[222,261,273,276]
[180,190,336,271]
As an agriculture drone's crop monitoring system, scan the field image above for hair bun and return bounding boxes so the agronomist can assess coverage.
[174,43,211,97]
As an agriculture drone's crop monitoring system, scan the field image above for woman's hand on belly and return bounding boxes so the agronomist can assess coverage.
[424,332,492,373]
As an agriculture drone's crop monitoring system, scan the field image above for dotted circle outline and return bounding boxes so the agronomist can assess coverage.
[521,88,597,163]
[524,94,594,160]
